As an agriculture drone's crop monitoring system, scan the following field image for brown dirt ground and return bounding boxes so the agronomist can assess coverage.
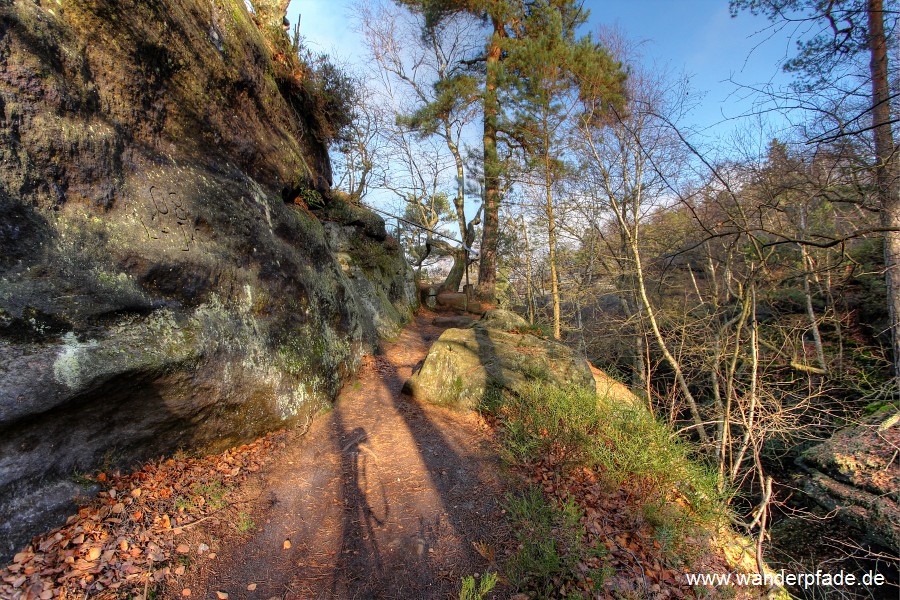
[168,310,511,599]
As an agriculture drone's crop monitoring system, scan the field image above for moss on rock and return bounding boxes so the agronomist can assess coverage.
[404,325,594,410]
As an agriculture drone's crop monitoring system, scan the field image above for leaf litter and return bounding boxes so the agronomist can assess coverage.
[499,438,765,599]
[0,430,286,599]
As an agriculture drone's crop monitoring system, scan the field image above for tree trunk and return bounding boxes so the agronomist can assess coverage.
[546,164,561,340]
[620,293,646,389]
[799,207,827,372]
[446,123,468,245]
[441,124,469,293]
[630,235,709,444]
[867,0,900,391]
[523,217,535,324]
[476,22,503,303]
[442,250,466,292]
[544,123,562,339]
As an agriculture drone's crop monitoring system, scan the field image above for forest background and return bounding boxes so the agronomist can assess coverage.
[285,0,898,592]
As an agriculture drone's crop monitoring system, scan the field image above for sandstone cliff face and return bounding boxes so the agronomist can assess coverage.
[0,0,415,559]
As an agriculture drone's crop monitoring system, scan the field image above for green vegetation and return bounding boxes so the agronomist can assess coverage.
[515,321,553,338]
[487,382,720,519]
[70,469,95,489]
[864,399,899,416]
[235,511,255,533]
[458,571,498,600]
[348,235,401,275]
[485,382,600,467]
[294,187,326,209]
[295,49,359,145]
[174,481,231,514]
[504,487,607,597]
[481,382,723,593]
[174,495,192,513]
[193,481,229,511]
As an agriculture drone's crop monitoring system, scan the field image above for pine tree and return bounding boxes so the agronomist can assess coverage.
[505,0,623,338]
[397,0,625,302]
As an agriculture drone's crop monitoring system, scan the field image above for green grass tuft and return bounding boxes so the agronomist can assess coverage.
[488,381,602,467]
[481,381,724,587]
[193,480,229,511]
[235,511,255,533]
[504,487,607,598]
[458,571,498,600]
[483,381,721,523]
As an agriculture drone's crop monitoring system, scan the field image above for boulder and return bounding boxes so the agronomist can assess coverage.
[478,309,531,332]
[590,364,642,408]
[436,291,468,311]
[0,0,415,560]
[797,409,900,550]
[435,291,488,315]
[432,315,476,328]
[404,325,594,410]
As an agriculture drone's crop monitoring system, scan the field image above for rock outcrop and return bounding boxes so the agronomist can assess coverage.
[404,311,594,409]
[0,0,414,559]
[797,408,900,550]
[477,308,531,332]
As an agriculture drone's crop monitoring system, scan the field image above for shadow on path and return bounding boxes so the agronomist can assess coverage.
[326,314,506,599]
[184,313,509,600]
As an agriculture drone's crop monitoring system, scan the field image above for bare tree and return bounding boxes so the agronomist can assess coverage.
[730,0,899,391]
[332,87,389,202]
[578,41,711,441]
[358,1,483,290]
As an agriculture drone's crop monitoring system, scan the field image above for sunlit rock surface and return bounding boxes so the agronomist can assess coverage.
[798,408,900,550]
[405,316,595,410]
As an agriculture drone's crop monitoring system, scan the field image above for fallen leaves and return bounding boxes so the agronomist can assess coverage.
[0,431,284,599]
[498,430,762,599]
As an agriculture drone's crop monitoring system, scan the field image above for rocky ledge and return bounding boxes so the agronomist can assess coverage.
[404,309,595,409]
[797,408,900,550]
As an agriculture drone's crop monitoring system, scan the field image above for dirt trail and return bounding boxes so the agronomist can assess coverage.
[175,311,508,599]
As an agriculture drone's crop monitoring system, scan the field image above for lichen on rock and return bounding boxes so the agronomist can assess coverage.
[797,408,900,550]
[404,321,595,410]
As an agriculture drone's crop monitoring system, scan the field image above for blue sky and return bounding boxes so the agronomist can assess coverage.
[594,0,796,130]
[284,0,802,224]
[287,0,799,137]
